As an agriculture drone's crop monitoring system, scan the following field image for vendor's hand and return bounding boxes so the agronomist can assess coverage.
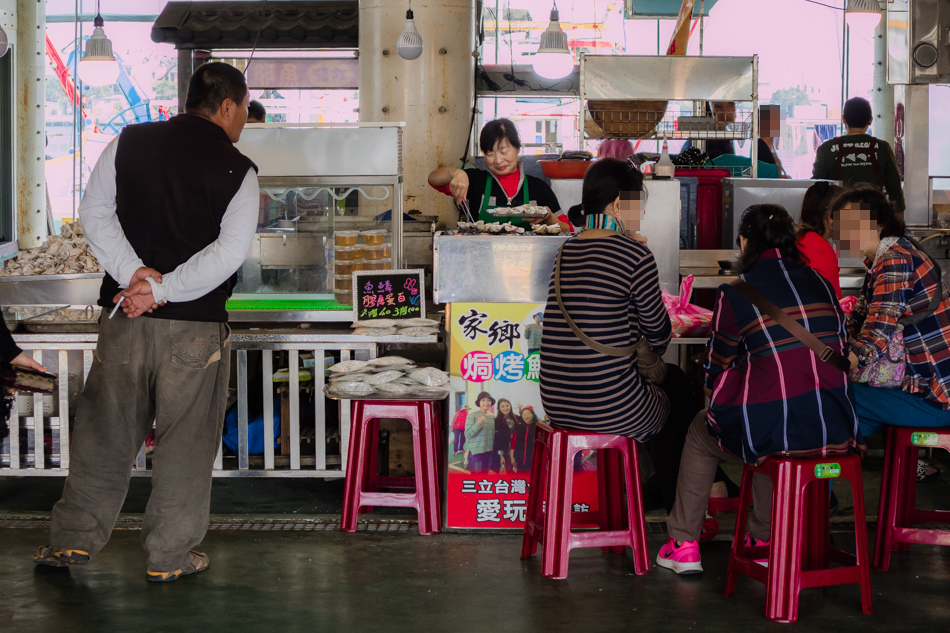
[848,351,859,371]
[114,282,163,319]
[10,352,48,373]
[128,266,163,286]
[449,169,470,205]
[527,207,556,226]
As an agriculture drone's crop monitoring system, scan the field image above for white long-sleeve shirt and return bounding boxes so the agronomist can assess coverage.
[79,136,259,304]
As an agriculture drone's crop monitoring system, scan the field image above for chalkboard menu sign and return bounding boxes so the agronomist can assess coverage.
[352,269,426,322]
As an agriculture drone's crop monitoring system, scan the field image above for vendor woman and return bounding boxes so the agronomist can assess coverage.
[428,118,571,232]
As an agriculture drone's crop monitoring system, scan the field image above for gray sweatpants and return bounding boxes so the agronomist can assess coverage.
[666,410,773,544]
[49,311,230,572]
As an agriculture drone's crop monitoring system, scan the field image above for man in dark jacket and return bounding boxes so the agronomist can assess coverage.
[34,62,259,582]
[812,97,904,212]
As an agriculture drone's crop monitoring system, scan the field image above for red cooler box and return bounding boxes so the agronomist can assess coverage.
[673,168,730,250]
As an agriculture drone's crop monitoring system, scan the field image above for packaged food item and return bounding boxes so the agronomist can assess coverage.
[352,327,398,337]
[329,360,370,373]
[327,381,375,397]
[400,317,441,328]
[408,367,450,386]
[334,274,353,291]
[367,370,405,385]
[398,327,439,337]
[363,244,390,260]
[362,258,392,271]
[333,289,353,306]
[334,231,360,247]
[351,319,399,329]
[361,229,388,245]
[368,356,415,368]
[333,245,363,261]
[334,259,365,275]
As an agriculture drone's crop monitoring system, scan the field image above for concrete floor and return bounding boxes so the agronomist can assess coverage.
[2,453,949,632]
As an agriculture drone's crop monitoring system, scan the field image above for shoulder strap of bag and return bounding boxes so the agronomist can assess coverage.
[729,279,850,373]
[898,236,943,327]
[555,243,638,357]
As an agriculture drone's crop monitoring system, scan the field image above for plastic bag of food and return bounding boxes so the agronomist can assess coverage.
[662,275,713,338]
[352,327,398,337]
[368,356,415,368]
[326,381,375,396]
[366,369,405,385]
[399,317,441,328]
[408,367,450,387]
[329,360,370,374]
[351,319,399,329]
[398,327,439,338]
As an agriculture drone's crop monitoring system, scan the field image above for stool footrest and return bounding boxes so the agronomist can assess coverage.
[892,526,950,547]
[356,491,423,508]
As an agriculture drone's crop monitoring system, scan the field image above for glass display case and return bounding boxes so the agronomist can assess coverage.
[229,124,404,321]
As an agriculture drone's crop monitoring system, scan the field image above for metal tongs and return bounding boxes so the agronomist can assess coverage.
[458,198,475,224]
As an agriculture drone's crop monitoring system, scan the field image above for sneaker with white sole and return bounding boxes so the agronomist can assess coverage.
[656,538,703,574]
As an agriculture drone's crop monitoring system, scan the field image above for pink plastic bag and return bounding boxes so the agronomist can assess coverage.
[662,275,713,338]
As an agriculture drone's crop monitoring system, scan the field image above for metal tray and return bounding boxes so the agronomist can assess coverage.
[20,306,101,333]
[486,205,548,218]
[2,305,69,323]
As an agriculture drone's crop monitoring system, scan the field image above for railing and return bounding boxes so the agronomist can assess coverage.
[0,333,397,478]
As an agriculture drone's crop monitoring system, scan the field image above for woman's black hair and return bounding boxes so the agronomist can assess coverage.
[479,118,522,154]
[735,204,804,274]
[566,158,645,227]
[830,185,905,238]
[798,181,845,238]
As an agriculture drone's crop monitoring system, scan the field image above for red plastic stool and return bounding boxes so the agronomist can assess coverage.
[520,422,651,580]
[724,452,873,623]
[341,400,442,535]
[874,426,950,570]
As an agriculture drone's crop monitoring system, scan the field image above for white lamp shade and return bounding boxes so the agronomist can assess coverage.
[532,51,574,79]
[845,0,882,30]
[80,59,120,86]
[0,25,9,58]
[397,18,423,60]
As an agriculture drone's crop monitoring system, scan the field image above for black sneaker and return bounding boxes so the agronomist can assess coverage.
[33,545,90,567]
[146,551,210,583]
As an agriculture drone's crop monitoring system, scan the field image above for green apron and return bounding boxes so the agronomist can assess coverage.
[478,170,532,228]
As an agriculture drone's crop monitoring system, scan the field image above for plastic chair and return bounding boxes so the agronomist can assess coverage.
[724,452,873,623]
[874,426,950,571]
[341,400,442,535]
[520,422,651,580]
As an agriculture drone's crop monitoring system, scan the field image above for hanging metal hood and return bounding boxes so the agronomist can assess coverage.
[888,0,950,84]
[151,1,358,50]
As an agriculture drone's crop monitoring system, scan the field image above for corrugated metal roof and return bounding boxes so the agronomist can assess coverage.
[151,1,358,50]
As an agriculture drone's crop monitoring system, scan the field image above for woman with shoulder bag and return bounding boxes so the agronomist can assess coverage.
[657,204,863,576]
[838,186,950,480]
[539,158,698,515]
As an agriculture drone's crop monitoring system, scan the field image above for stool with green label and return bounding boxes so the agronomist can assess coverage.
[874,426,950,571]
[724,452,873,623]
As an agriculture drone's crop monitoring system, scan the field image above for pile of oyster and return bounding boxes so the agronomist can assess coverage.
[0,222,104,276]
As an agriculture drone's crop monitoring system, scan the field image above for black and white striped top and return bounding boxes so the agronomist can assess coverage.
[540,234,672,441]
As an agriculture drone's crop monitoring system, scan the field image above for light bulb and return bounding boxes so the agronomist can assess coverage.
[845,0,881,31]
[532,7,573,80]
[79,15,119,86]
[397,9,423,61]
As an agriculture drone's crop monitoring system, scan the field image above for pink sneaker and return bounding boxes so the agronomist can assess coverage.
[656,538,703,575]
[743,532,770,566]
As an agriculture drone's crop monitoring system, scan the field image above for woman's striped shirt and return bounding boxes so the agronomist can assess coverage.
[539,234,671,441]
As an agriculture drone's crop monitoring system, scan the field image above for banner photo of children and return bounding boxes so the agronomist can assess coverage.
[446,302,599,529]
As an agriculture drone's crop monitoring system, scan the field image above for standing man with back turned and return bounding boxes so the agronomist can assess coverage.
[33,62,259,582]
[812,96,905,213]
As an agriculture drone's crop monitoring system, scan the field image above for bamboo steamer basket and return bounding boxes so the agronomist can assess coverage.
[586,100,668,139]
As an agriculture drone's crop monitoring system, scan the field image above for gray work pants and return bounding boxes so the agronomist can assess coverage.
[49,312,230,572]
[666,410,773,544]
